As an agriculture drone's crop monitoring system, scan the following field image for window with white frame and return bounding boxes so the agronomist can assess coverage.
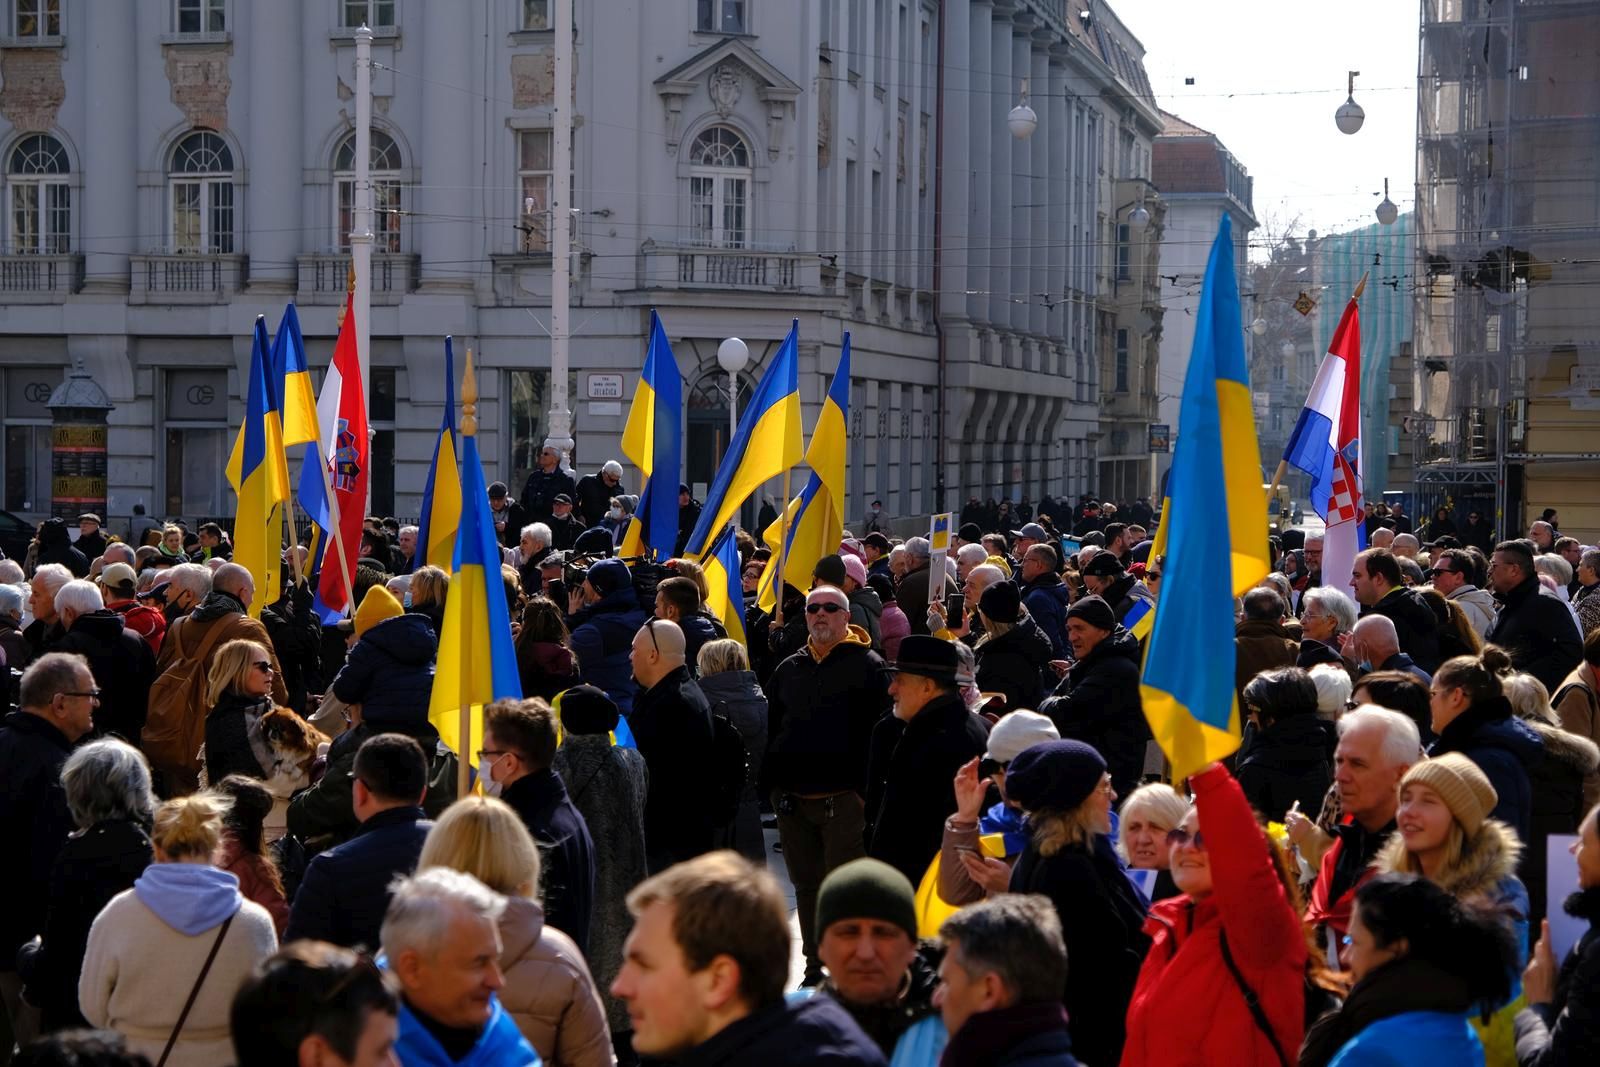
[2,366,61,514]
[521,0,548,30]
[335,129,403,253]
[11,0,60,39]
[340,0,393,28]
[7,134,70,254]
[168,131,235,254]
[696,0,747,34]
[174,0,225,34]
[688,126,750,248]
[518,129,553,253]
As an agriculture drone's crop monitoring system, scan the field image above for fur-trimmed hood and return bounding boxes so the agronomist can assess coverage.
[1376,817,1524,903]
[1525,718,1600,777]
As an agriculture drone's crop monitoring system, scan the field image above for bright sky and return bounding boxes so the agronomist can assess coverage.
[1120,0,1417,256]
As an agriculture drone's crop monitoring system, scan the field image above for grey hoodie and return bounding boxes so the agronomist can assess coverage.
[848,586,883,651]
[1446,584,1498,637]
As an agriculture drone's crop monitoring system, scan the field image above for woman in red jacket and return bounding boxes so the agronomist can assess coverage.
[1121,762,1318,1067]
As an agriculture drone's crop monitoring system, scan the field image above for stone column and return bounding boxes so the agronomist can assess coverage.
[419,1,475,289]
[1029,39,1050,339]
[1047,48,1069,347]
[966,1,991,323]
[79,0,136,291]
[1008,20,1031,334]
[987,6,1012,328]
[246,0,302,290]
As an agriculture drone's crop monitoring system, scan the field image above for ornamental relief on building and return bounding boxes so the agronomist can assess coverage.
[163,42,231,131]
[510,47,578,109]
[0,48,65,133]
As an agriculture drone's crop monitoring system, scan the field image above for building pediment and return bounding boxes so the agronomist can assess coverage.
[654,38,801,158]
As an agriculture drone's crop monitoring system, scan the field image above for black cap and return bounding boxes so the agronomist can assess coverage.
[979,580,1021,624]
[958,523,983,543]
[1081,552,1125,578]
[813,553,847,587]
[553,493,573,505]
[889,635,960,684]
[574,528,613,557]
[1066,595,1117,631]
[556,684,619,735]
[863,532,891,552]
[488,481,509,499]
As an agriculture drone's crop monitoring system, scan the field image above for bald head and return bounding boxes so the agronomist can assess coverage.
[1370,528,1395,550]
[630,618,685,690]
[101,543,136,567]
[1391,533,1419,559]
[212,562,255,607]
[1349,614,1400,663]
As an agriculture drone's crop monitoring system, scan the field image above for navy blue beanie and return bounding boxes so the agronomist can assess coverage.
[1004,739,1107,812]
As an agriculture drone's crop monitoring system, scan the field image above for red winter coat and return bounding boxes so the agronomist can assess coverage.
[1120,764,1307,1067]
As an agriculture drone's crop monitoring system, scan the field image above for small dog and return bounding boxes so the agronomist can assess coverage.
[250,706,330,797]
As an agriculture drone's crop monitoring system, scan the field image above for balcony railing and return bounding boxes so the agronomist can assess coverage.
[639,239,807,292]
[296,253,420,305]
[129,253,248,304]
[0,253,82,302]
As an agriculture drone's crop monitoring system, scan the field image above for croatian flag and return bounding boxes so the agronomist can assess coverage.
[1282,295,1364,597]
[301,292,368,623]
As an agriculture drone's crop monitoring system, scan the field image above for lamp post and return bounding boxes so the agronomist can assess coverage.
[716,336,749,456]
[1376,178,1399,225]
[1335,70,1365,135]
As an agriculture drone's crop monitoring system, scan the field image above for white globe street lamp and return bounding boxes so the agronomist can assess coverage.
[1335,70,1365,135]
[1376,178,1399,225]
[1009,79,1038,141]
[717,336,749,450]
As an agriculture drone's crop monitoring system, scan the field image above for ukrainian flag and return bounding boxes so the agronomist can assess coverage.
[225,316,290,618]
[701,523,749,646]
[415,338,462,570]
[682,320,804,560]
[428,350,522,772]
[619,310,683,560]
[757,334,850,612]
[1139,216,1269,779]
[271,304,320,449]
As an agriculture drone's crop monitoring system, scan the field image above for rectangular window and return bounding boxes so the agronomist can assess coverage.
[175,0,225,34]
[2,367,60,514]
[1115,329,1129,393]
[688,173,746,248]
[341,0,394,29]
[170,180,233,254]
[1116,223,1130,282]
[13,0,60,38]
[337,179,403,253]
[508,370,579,493]
[518,129,552,253]
[172,182,201,253]
[164,367,229,519]
[369,367,396,517]
[521,0,548,30]
[696,0,746,34]
[208,179,234,253]
[9,181,69,254]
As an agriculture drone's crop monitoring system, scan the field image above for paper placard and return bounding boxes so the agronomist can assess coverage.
[1547,833,1588,961]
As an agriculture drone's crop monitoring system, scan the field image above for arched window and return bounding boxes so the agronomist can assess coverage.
[7,134,70,254]
[168,131,235,254]
[688,126,750,248]
[334,129,404,253]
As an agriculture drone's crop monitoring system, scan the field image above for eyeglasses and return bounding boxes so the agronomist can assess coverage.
[806,602,846,614]
[475,749,510,763]
[252,661,275,673]
[61,688,102,701]
[1165,827,1207,850]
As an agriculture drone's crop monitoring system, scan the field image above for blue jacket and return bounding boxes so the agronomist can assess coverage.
[285,806,432,952]
[1020,574,1072,659]
[331,614,437,730]
[393,995,540,1066]
[1328,1011,1484,1067]
[1430,696,1544,843]
[568,586,646,714]
[679,610,726,672]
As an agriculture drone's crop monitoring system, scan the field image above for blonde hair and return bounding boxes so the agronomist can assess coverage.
[1502,671,1559,725]
[410,565,449,611]
[1116,783,1189,863]
[152,792,229,861]
[697,638,749,677]
[206,639,270,706]
[418,795,541,900]
[1031,806,1100,858]
[669,559,710,603]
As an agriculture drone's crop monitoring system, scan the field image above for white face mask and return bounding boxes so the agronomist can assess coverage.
[608,507,622,520]
[483,777,503,798]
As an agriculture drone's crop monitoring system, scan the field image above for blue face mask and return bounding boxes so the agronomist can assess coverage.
[1358,660,1373,673]
[403,593,413,609]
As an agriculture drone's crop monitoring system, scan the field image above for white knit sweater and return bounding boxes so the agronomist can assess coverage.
[79,888,277,1067]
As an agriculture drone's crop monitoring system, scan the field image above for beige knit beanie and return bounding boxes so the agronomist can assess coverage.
[1400,753,1498,835]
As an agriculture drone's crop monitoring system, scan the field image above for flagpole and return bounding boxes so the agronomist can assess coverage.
[315,278,360,615]
[1266,271,1368,503]
[772,469,792,625]
[457,349,480,799]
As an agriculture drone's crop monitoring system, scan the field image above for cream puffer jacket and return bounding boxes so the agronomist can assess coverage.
[496,894,614,1067]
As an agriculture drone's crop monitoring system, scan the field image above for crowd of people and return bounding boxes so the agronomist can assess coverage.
[0,476,1597,1067]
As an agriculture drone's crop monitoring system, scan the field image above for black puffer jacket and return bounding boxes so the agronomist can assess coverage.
[330,613,437,728]
[1366,586,1442,673]
[1523,720,1600,927]
[0,712,75,972]
[975,616,1054,714]
[764,630,890,797]
[1040,629,1150,797]
[203,689,272,786]
[54,609,155,746]
[1487,576,1584,693]
[1234,712,1335,822]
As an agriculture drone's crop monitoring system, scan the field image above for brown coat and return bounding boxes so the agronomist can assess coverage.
[1554,663,1600,809]
[495,895,613,1067]
[1235,618,1299,697]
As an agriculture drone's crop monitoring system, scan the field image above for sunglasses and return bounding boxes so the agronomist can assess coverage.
[806,602,846,615]
[1165,827,1207,850]
[1146,571,1162,582]
[253,660,275,673]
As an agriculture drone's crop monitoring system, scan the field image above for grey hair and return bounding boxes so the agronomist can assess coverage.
[0,584,23,621]
[1258,572,1292,602]
[602,460,624,478]
[0,560,23,584]
[135,569,160,594]
[956,543,988,566]
[1115,783,1189,863]
[61,739,155,830]
[1535,553,1573,586]
[1337,705,1422,767]
[966,564,1006,591]
[54,580,104,620]
[167,562,214,600]
[952,640,977,682]
[1581,549,1600,576]
[101,543,136,566]
[938,894,1067,1004]
[399,524,419,538]
[31,563,74,601]
[904,536,931,560]
[1308,662,1354,717]
[381,867,506,961]
[520,523,552,550]
[888,545,906,564]
[1302,585,1359,634]
[1501,671,1559,726]
[19,652,89,709]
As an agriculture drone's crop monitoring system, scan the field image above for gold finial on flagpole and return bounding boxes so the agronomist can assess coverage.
[1352,271,1370,301]
[462,347,478,437]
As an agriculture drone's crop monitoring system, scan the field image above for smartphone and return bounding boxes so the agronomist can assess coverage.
[946,591,965,621]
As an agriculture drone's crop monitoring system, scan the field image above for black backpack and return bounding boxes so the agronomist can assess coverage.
[707,711,748,827]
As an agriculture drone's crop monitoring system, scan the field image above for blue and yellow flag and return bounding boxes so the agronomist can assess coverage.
[225,316,290,618]
[758,334,850,611]
[619,310,683,560]
[415,338,462,570]
[682,320,804,560]
[1139,215,1269,779]
[428,349,522,773]
[271,304,320,449]
[702,523,749,647]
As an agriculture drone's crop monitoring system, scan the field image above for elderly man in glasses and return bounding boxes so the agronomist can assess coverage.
[763,585,892,985]
[628,618,717,873]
